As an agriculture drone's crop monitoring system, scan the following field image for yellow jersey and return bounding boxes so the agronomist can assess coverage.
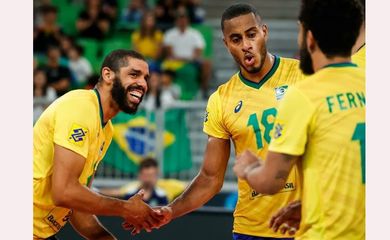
[131,30,163,60]
[33,89,113,239]
[204,55,304,237]
[269,62,365,240]
[352,44,365,68]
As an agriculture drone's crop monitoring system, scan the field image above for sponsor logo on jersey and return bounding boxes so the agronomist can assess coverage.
[250,182,295,199]
[204,111,209,123]
[234,100,243,113]
[68,123,88,146]
[275,85,288,100]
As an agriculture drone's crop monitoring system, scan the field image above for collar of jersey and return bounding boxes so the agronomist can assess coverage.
[93,88,106,127]
[323,62,358,69]
[238,55,280,89]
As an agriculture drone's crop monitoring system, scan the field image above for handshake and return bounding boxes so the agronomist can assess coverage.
[120,189,173,235]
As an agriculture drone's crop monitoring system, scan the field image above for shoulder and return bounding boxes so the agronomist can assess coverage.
[164,28,177,37]
[215,72,240,98]
[55,90,97,114]
[279,56,300,71]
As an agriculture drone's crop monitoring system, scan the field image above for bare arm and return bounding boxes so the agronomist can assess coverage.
[233,150,298,195]
[244,151,298,195]
[169,136,230,219]
[193,48,203,61]
[70,211,116,240]
[52,144,162,229]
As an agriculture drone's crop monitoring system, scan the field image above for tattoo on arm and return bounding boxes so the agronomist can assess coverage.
[274,154,296,181]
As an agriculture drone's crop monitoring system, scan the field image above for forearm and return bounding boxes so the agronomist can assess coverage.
[71,211,116,240]
[169,171,222,219]
[53,182,127,218]
[246,166,284,195]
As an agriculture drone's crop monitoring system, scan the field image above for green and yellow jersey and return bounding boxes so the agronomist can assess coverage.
[269,63,365,240]
[33,89,113,239]
[204,55,305,237]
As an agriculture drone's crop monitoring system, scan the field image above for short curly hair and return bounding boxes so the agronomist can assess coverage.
[299,0,363,58]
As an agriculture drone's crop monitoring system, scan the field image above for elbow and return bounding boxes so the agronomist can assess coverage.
[52,187,72,208]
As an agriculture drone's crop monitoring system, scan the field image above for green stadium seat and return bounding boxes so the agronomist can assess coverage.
[52,0,83,36]
[77,38,101,74]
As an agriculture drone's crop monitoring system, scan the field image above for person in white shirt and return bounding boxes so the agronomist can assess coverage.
[163,8,211,99]
[68,45,93,87]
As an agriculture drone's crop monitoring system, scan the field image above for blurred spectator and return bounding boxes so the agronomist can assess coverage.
[143,70,180,110]
[121,0,148,24]
[59,35,75,58]
[155,0,177,31]
[43,46,72,96]
[186,0,205,24]
[102,0,119,23]
[34,5,64,54]
[33,0,53,26]
[124,157,169,206]
[163,8,211,98]
[143,71,162,110]
[33,69,57,123]
[224,191,238,211]
[67,45,93,87]
[76,0,111,39]
[131,11,163,61]
[161,69,181,99]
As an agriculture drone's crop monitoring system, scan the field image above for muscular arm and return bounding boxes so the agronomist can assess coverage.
[168,136,230,219]
[52,144,129,217]
[70,211,116,240]
[245,151,298,195]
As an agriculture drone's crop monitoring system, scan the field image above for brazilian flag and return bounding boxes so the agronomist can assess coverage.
[102,109,192,175]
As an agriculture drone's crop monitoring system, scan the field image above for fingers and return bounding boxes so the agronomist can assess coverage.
[136,189,145,199]
[288,226,298,236]
[131,224,142,235]
[279,223,290,235]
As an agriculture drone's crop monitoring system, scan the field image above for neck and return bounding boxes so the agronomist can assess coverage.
[312,53,352,72]
[240,52,274,83]
[95,85,120,124]
[352,24,365,54]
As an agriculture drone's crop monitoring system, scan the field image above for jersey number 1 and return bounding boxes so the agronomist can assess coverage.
[352,122,365,184]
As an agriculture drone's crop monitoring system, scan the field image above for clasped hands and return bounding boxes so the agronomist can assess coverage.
[120,190,173,235]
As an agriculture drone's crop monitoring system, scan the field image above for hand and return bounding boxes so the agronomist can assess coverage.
[121,190,164,235]
[122,205,173,233]
[153,206,173,228]
[269,200,301,235]
[233,150,261,179]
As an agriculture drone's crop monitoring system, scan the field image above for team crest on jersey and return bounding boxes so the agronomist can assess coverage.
[275,85,288,100]
[273,122,284,139]
[67,123,88,146]
[234,100,243,113]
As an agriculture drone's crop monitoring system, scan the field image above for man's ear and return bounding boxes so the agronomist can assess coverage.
[306,30,316,54]
[261,24,269,43]
[101,67,114,84]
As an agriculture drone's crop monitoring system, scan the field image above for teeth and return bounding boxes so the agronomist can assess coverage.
[129,91,142,98]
